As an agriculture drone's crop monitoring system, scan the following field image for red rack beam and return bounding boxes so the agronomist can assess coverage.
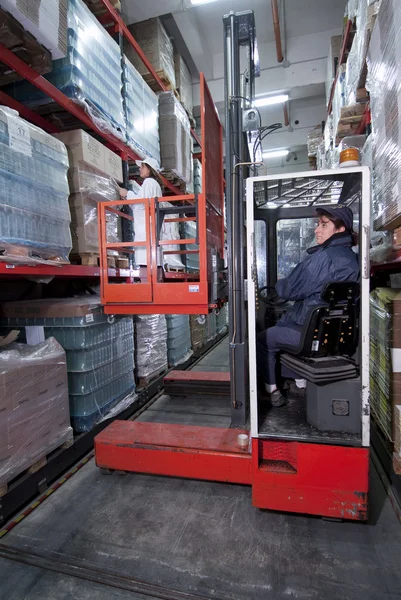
[0,91,60,134]
[0,263,133,278]
[327,19,353,116]
[0,43,181,195]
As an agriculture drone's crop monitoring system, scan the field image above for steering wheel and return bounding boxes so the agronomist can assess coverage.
[258,286,288,307]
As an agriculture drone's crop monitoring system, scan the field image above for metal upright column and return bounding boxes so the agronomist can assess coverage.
[224,12,247,427]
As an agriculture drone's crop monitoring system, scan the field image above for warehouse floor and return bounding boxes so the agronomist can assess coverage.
[1,339,401,600]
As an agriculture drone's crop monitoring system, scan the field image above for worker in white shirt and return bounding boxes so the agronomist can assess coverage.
[118,156,163,266]
[118,156,162,200]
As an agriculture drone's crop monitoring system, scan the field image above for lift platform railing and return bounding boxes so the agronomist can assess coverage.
[98,193,211,314]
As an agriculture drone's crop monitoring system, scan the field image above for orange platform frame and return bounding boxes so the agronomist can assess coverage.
[98,74,225,315]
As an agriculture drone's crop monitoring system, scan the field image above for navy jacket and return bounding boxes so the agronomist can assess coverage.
[275,233,360,329]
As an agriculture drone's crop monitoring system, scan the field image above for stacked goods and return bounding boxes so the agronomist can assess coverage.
[0,9,52,85]
[216,305,229,335]
[0,337,72,489]
[159,92,192,184]
[134,314,168,384]
[125,18,176,90]
[325,35,342,107]
[53,130,122,261]
[83,0,120,18]
[207,312,217,342]
[0,297,135,432]
[0,0,67,59]
[345,0,381,104]
[193,158,202,194]
[174,54,193,117]
[180,220,199,273]
[6,0,125,138]
[367,0,401,230]
[166,314,192,367]
[307,126,323,158]
[123,57,160,163]
[189,315,207,351]
[370,288,401,442]
[0,106,71,263]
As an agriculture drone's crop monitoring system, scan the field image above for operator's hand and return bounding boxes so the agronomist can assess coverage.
[119,187,128,199]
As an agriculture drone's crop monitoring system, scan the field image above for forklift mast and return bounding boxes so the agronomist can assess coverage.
[223,10,260,428]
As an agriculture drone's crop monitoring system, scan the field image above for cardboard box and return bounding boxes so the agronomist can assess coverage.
[0,296,102,319]
[54,129,122,182]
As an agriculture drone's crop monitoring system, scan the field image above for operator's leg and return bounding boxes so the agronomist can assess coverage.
[257,325,301,394]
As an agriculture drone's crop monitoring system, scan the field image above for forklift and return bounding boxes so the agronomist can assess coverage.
[94,10,370,520]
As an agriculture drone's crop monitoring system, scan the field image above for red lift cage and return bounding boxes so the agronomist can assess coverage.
[98,74,225,315]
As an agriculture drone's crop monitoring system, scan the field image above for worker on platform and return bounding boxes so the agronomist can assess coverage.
[119,156,162,200]
[257,205,359,407]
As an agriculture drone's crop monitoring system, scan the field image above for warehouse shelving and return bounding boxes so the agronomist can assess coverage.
[0,0,202,197]
[327,19,353,116]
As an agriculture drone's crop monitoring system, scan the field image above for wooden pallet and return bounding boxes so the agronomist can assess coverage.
[143,69,178,95]
[70,253,116,268]
[165,265,186,273]
[161,170,188,193]
[137,366,167,389]
[0,438,73,498]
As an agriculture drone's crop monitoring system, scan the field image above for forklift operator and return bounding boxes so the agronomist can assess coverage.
[257,205,359,408]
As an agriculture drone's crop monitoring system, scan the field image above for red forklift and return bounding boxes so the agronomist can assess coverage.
[94,10,370,520]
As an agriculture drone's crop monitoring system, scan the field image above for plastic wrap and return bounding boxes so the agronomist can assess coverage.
[166,314,193,366]
[189,314,207,350]
[0,9,52,85]
[367,0,401,231]
[332,65,347,142]
[135,314,168,382]
[174,54,193,117]
[0,337,73,487]
[68,165,121,255]
[193,158,202,194]
[125,18,176,89]
[207,312,217,342]
[307,126,323,158]
[0,0,68,59]
[370,288,401,442]
[5,0,125,139]
[159,92,192,184]
[216,305,229,335]
[123,56,160,163]
[0,301,135,433]
[0,106,71,264]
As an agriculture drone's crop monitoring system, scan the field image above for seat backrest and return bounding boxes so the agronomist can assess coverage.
[299,282,359,358]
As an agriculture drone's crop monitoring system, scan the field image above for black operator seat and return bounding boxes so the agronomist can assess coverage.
[278,282,360,383]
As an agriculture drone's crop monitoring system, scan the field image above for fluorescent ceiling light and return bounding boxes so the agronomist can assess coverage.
[263,149,289,159]
[254,94,289,108]
[190,0,219,5]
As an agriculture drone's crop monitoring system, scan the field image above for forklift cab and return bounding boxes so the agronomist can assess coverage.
[246,167,370,449]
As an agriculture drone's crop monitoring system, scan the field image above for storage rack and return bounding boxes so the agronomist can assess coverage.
[0,0,212,521]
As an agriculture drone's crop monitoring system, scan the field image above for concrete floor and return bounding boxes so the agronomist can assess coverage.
[1,339,401,600]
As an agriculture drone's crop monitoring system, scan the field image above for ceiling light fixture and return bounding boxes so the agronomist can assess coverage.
[190,0,219,5]
[254,94,289,108]
[263,149,289,159]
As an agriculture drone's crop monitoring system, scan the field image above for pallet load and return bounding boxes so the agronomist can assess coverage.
[0,0,67,59]
[125,17,176,91]
[193,158,202,194]
[134,314,168,385]
[0,106,71,264]
[5,0,125,138]
[53,129,123,266]
[325,35,342,107]
[0,297,135,432]
[174,54,193,118]
[159,91,192,186]
[367,0,401,230]
[166,315,192,367]
[207,312,217,342]
[216,305,229,335]
[370,288,401,443]
[0,337,73,495]
[0,8,52,85]
[123,56,160,164]
[189,315,207,351]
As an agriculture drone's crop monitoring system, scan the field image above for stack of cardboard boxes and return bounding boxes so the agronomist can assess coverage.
[54,130,123,261]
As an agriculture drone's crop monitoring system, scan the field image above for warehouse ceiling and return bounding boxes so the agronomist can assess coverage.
[122,0,347,170]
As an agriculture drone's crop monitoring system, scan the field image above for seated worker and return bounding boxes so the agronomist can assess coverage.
[257,204,359,407]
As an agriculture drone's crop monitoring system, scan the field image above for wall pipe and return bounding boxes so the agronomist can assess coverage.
[271,0,284,63]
